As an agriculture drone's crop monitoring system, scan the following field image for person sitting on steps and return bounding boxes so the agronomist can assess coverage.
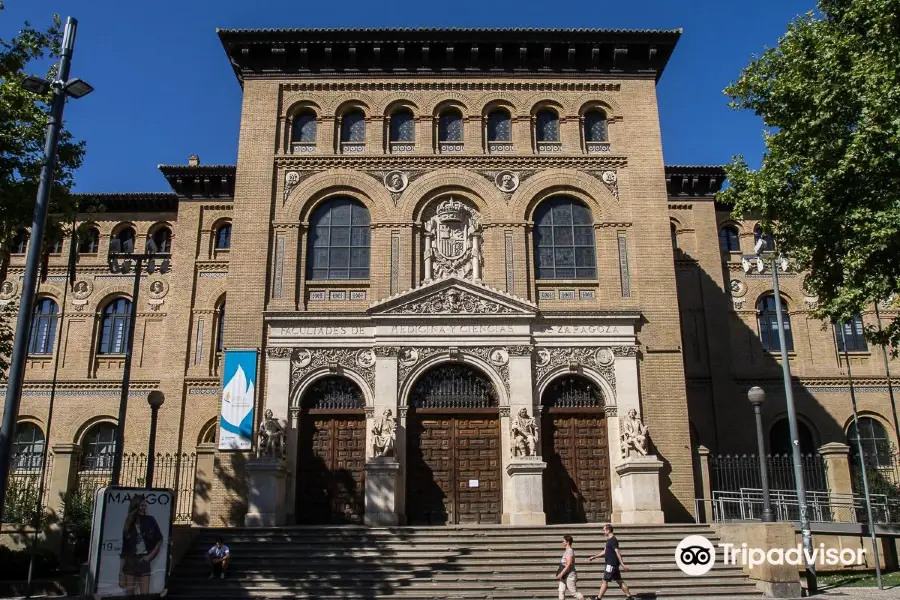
[206,537,230,579]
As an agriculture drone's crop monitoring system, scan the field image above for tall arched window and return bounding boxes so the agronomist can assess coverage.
[307,198,370,280]
[438,109,463,142]
[535,109,560,143]
[11,230,28,254]
[114,226,136,253]
[49,237,64,254]
[719,226,740,253]
[79,227,100,254]
[99,298,132,355]
[389,109,415,142]
[216,300,226,353]
[835,314,868,352]
[80,423,117,470]
[340,109,366,143]
[584,109,608,143]
[28,298,58,355]
[671,222,679,250]
[487,108,511,142]
[291,111,317,145]
[152,226,172,253]
[770,418,816,454]
[12,423,45,470]
[757,295,793,352]
[215,223,232,250]
[533,197,596,280]
[847,416,892,468]
[754,225,774,252]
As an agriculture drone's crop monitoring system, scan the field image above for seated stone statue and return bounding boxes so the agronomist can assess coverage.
[620,408,650,458]
[510,408,538,457]
[372,409,396,458]
[257,409,286,459]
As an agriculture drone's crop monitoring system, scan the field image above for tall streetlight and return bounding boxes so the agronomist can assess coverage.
[0,17,93,522]
[743,239,816,594]
[747,386,775,522]
[107,237,170,486]
[145,391,165,488]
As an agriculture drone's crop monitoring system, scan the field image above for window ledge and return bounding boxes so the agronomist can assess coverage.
[306,280,370,288]
[536,279,599,285]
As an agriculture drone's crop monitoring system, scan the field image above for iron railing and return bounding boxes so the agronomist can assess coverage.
[1,453,54,525]
[709,453,828,492]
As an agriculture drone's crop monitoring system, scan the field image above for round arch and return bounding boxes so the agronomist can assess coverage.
[290,367,374,411]
[427,97,472,116]
[285,170,390,223]
[535,366,616,407]
[73,415,118,446]
[399,169,497,221]
[285,99,322,120]
[527,98,565,117]
[768,414,820,454]
[399,353,509,409]
[512,170,616,222]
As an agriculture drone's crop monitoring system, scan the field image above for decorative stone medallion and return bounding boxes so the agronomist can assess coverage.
[534,346,617,397]
[384,171,409,193]
[356,349,376,368]
[489,347,509,366]
[729,279,747,298]
[147,279,169,312]
[535,348,551,367]
[0,280,17,301]
[72,280,93,300]
[601,170,617,185]
[494,170,519,193]
[295,348,312,368]
[290,347,377,395]
[398,347,419,367]
[594,347,614,367]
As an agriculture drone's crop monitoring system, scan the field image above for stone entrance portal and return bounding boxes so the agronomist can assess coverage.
[541,375,612,523]
[405,364,502,525]
[295,376,366,524]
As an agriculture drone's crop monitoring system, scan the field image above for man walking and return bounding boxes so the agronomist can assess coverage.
[556,534,585,600]
[588,524,634,600]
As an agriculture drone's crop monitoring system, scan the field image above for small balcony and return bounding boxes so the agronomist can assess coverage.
[488,142,513,153]
[586,141,611,154]
[389,141,415,154]
[291,142,316,154]
[340,142,365,154]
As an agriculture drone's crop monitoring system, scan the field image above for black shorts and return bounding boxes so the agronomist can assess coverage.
[602,565,621,582]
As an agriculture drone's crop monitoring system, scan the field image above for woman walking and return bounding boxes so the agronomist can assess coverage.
[556,534,585,600]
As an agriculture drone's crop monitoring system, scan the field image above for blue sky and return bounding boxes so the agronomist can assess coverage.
[2,0,815,193]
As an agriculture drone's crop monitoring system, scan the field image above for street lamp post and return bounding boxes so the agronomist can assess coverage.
[107,238,169,486]
[748,386,775,522]
[145,391,165,488]
[0,17,93,521]
[743,244,816,594]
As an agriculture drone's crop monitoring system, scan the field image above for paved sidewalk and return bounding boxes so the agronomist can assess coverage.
[690,587,900,600]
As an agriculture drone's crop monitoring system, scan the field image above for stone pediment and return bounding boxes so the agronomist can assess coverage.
[369,277,537,317]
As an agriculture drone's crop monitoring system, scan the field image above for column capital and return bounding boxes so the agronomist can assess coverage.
[697,444,710,457]
[197,442,217,456]
[818,442,850,457]
[51,443,81,455]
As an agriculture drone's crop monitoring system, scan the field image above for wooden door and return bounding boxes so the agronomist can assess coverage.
[295,412,366,524]
[542,410,611,523]
[407,411,502,525]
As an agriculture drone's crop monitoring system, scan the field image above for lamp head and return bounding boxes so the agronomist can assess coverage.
[754,238,764,254]
[742,257,752,274]
[64,78,94,99]
[21,75,51,95]
[147,390,165,409]
[747,386,766,407]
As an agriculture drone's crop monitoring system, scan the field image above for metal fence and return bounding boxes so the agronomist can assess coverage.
[850,450,900,493]
[75,452,197,523]
[710,453,828,493]
[1,454,54,525]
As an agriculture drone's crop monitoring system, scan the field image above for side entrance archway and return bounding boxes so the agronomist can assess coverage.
[295,376,366,524]
[406,363,502,525]
[541,375,612,523]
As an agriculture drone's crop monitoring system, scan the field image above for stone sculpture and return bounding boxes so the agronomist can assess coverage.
[257,409,286,459]
[510,408,539,457]
[620,408,650,458]
[371,408,396,458]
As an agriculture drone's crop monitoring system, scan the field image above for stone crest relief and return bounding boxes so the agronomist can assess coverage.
[424,198,483,280]
[366,169,427,204]
[477,169,537,202]
[534,346,617,397]
[282,170,316,203]
[147,279,169,312]
[586,170,620,200]
[383,287,516,315]
[289,347,376,394]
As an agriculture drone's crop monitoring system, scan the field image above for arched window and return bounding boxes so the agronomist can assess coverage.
[754,225,774,252]
[216,300,226,353]
[340,109,366,143]
[719,226,740,253]
[80,423,117,470]
[12,423,45,470]
[487,108,511,142]
[389,109,415,142]
[99,298,132,355]
[835,314,868,352]
[307,198,370,280]
[49,236,64,254]
[848,417,892,467]
[11,230,28,254]
[535,109,560,143]
[584,109,608,143]
[438,109,463,142]
[215,223,232,250]
[28,298,58,355]
[757,295,793,352]
[152,227,172,253]
[291,111,317,144]
[671,222,679,250]
[533,197,596,280]
[770,418,816,454]
[79,227,100,254]
[114,226,136,253]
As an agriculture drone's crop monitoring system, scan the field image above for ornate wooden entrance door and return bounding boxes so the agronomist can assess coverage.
[406,364,502,525]
[295,377,366,524]
[541,376,612,523]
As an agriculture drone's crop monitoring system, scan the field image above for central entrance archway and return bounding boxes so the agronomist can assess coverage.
[406,363,502,525]
[541,375,612,523]
[295,376,366,524]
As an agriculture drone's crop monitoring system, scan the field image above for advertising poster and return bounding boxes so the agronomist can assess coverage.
[219,349,257,450]
[88,487,173,598]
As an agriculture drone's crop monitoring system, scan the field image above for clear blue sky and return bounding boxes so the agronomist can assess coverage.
[2,0,815,193]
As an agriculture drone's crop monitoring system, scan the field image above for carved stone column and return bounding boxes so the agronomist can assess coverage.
[264,347,293,521]
[696,445,713,523]
[373,347,402,524]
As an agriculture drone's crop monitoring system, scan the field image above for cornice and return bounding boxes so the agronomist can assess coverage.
[274,155,628,170]
[282,81,622,93]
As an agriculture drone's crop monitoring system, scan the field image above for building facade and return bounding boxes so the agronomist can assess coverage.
[1,28,897,529]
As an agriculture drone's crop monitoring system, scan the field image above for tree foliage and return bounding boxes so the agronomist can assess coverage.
[719,0,900,352]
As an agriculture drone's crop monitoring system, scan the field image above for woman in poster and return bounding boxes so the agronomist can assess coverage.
[118,494,164,595]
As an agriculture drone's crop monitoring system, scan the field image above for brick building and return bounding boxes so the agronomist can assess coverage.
[1,28,897,528]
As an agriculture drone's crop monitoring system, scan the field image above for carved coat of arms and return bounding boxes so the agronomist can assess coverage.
[424,198,483,280]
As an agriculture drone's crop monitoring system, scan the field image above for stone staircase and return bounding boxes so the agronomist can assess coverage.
[167,524,763,599]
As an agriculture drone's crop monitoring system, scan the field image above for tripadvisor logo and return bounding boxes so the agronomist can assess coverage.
[675,535,716,576]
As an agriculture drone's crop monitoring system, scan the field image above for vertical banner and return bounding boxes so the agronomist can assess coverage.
[219,349,257,450]
[87,487,173,598]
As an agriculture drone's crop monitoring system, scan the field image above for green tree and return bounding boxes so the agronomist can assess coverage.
[719,0,900,351]
[0,2,86,372]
